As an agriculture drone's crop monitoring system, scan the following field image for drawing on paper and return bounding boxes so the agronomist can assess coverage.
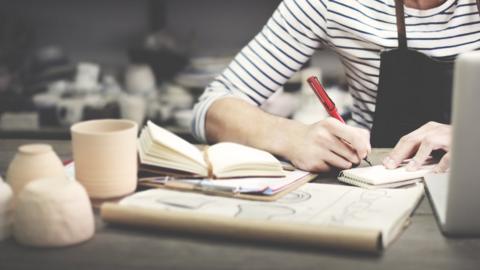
[329,189,391,224]
[235,204,296,220]
[276,190,312,204]
[154,196,214,210]
[119,183,425,247]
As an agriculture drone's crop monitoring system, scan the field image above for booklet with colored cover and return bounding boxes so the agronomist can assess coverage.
[138,168,317,201]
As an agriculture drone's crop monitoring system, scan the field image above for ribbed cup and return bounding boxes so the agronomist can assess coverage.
[71,119,138,199]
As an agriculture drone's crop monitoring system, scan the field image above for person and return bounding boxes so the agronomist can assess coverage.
[191,0,479,173]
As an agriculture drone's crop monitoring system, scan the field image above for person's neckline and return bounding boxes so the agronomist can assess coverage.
[403,0,457,17]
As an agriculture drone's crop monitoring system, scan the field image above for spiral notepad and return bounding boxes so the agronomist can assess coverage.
[338,164,435,189]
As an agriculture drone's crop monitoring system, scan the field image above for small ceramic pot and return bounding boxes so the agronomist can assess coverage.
[71,119,138,199]
[13,177,95,247]
[6,144,66,197]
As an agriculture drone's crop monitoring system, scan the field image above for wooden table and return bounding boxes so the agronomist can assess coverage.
[1,139,480,270]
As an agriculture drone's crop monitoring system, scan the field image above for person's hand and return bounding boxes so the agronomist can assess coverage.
[383,122,452,173]
[287,118,371,172]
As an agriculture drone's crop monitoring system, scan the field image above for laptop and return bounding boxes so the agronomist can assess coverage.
[424,50,480,236]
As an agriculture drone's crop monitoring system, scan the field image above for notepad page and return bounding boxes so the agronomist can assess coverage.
[340,164,435,185]
[207,142,284,177]
[147,121,206,167]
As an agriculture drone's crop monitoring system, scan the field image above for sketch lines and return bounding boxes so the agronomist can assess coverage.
[329,190,390,224]
[235,204,296,220]
[277,190,312,204]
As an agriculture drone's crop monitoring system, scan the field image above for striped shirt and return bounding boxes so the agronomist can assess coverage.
[192,0,480,142]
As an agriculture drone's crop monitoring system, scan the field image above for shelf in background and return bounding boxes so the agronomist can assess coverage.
[0,125,196,142]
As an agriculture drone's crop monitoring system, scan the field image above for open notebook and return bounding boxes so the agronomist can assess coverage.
[138,121,284,179]
[338,164,435,189]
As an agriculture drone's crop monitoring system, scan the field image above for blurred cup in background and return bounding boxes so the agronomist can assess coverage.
[74,62,100,92]
[118,94,146,127]
[163,84,193,110]
[56,98,85,127]
[125,64,156,95]
[32,93,61,126]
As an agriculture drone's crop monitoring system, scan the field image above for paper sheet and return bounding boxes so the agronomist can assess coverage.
[118,183,424,247]
[339,164,435,187]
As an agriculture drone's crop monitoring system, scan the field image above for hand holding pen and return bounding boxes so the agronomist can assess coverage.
[307,76,372,166]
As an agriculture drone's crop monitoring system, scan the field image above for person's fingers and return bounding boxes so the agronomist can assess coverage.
[323,133,360,164]
[434,153,451,173]
[324,118,370,158]
[322,149,353,169]
[308,160,331,173]
[384,131,426,169]
[383,138,420,169]
[355,130,371,159]
[406,137,436,171]
[383,122,442,169]
[290,144,332,172]
[366,138,373,155]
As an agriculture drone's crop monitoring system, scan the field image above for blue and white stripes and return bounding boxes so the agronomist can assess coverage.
[192,0,480,142]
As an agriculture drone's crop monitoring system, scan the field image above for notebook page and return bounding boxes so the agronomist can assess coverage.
[341,165,435,185]
[147,121,206,167]
[207,142,283,177]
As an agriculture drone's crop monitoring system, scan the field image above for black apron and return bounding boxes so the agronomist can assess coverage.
[370,0,480,147]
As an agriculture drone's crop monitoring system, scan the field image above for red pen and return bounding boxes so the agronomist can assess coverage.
[307,76,344,123]
[307,75,372,166]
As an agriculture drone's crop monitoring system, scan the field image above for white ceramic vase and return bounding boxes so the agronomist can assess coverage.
[6,144,67,197]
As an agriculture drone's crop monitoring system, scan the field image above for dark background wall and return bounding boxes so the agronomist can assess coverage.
[0,0,281,68]
[165,0,280,57]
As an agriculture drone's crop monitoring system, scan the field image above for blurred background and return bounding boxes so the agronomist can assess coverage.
[0,0,349,142]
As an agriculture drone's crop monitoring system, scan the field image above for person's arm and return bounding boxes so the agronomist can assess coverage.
[192,0,371,172]
[206,98,370,171]
[383,122,451,173]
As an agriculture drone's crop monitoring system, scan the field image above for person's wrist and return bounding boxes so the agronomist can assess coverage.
[269,117,308,160]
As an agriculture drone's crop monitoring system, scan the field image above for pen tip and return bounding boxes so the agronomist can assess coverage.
[364,157,372,166]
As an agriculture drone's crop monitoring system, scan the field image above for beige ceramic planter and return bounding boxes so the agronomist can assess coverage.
[6,144,66,197]
[71,119,138,199]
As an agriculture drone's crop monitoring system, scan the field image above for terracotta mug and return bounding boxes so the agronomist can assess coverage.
[6,144,66,197]
[71,119,138,199]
